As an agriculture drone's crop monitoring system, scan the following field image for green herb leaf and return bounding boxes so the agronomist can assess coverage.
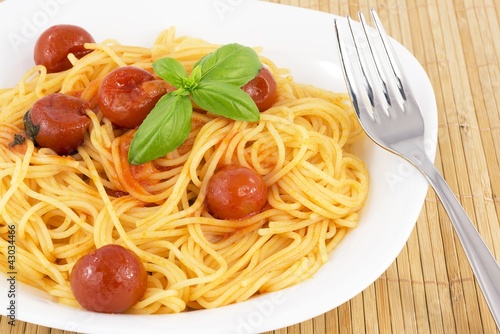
[191,80,260,122]
[128,93,192,164]
[152,57,188,88]
[195,43,261,86]
[128,43,263,164]
[189,65,203,85]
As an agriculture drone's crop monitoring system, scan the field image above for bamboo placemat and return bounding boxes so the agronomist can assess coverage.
[1,0,499,333]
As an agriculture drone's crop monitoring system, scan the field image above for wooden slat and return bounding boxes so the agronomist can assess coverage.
[1,0,499,333]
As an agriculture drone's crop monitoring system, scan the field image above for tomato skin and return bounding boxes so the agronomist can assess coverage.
[242,66,277,112]
[98,67,166,128]
[70,244,148,313]
[34,24,95,73]
[206,165,268,220]
[25,93,90,155]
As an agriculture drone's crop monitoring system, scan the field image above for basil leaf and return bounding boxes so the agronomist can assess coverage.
[128,93,192,164]
[130,43,263,164]
[191,80,260,122]
[189,64,202,85]
[152,57,188,88]
[195,43,261,87]
[180,64,202,92]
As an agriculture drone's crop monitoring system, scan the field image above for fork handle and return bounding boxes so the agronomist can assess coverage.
[417,155,500,329]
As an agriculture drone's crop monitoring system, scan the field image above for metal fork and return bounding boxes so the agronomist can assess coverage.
[334,9,500,328]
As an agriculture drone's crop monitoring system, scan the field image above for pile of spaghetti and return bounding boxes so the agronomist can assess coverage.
[0,28,369,313]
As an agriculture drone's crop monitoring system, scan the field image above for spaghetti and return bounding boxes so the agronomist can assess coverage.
[0,27,369,313]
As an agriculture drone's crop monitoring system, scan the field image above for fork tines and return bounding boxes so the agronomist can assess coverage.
[334,9,413,121]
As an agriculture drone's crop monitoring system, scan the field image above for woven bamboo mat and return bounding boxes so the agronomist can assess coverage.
[1,0,499,333]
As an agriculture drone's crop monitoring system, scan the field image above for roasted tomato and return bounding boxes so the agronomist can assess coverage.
[34,24,95,73]
[70,244,148,313]
[24,93,90,155]
[206,165,268,220]
[242,66,277,112]
[98,66,167,128]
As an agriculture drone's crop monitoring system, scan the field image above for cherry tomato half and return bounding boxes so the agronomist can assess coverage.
[242,66,277,112]
[206,165,268,220]
[98,67,167,128]
[70,244,148,313]
[24,93,90,155]
[34,24,95,73]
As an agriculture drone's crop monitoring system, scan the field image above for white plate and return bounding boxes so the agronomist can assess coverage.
[0,1,438,333]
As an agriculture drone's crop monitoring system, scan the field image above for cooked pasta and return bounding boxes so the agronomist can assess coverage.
[0,27,368,313]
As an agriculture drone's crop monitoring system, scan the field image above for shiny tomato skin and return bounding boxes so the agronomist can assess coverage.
[206,165,268,220]
[70,244,148,313]
[27,93,90,155]
[98,67,166,128]
[34,24,95,73]
[242,66,277,112]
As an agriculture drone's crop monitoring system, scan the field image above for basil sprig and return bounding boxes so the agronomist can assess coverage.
[128,43,261,164]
